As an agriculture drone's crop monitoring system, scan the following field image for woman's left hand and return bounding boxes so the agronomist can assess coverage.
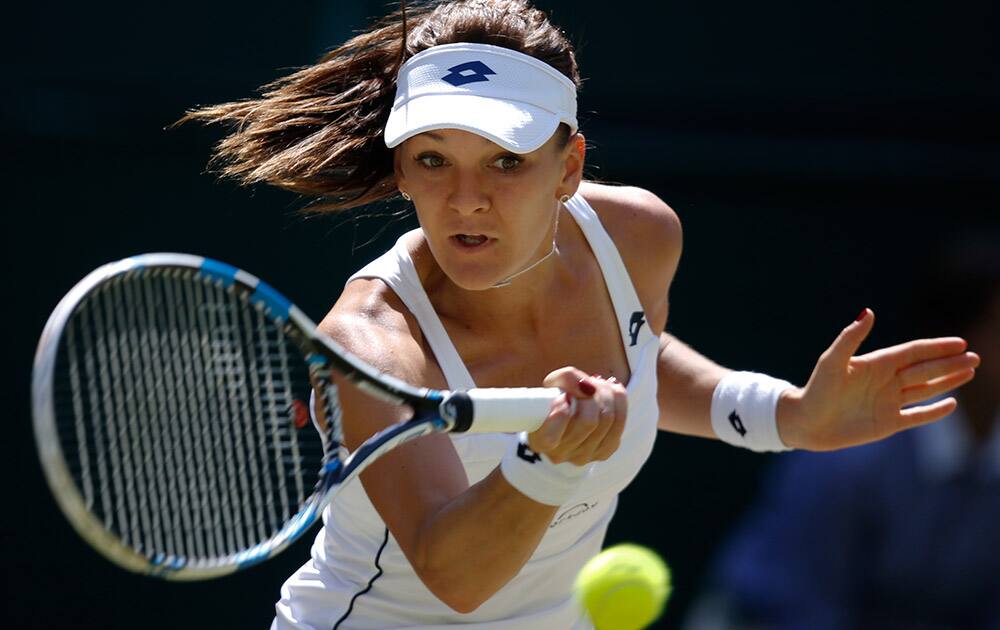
[778,308,980,451]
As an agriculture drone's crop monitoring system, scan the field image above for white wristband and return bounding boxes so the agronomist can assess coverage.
[710,371,794,452]
[499,432,588,506]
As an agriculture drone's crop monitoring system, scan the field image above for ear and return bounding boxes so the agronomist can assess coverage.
[557,133,586,199]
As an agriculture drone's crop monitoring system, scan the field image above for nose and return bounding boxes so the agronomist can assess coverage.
[446,168,490,216]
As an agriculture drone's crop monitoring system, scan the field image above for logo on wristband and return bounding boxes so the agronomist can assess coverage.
[729,410,747,437]
[517,442,542,464]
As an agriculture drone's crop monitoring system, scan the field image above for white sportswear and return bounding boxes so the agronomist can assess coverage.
[272,194,660,629]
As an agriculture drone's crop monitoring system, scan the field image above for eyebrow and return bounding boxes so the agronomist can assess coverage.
[422,131,494,145]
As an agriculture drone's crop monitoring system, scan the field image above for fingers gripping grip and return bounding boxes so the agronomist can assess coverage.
[444,388,569,433]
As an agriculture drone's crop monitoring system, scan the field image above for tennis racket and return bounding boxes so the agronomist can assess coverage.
[32,253,563,580]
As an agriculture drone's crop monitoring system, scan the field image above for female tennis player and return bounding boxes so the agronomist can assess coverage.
[183,1,980,627]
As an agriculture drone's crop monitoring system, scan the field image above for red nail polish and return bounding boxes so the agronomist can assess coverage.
[578,378,596,396]
[855,309,867,322]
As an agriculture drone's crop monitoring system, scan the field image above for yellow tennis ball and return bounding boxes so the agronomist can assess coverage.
[574,543,671,630]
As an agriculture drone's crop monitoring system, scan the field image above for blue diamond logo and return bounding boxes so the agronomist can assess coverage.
[442,61,496,87]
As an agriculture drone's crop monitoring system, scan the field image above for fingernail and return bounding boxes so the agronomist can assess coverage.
[855,308,867,322]
[608,376,618,384]
[578,378,596,396]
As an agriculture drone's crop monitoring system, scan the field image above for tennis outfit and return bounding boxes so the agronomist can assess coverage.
[272,194,660,629]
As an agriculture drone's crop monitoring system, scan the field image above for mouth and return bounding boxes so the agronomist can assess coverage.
[450,234,492,248]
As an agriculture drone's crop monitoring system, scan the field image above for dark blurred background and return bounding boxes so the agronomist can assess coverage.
[5,0,998,627]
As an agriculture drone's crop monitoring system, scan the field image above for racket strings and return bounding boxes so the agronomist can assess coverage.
[142,273,186,557]
[54,269,325,565]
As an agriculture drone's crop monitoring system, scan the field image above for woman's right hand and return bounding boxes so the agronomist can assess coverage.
[529,367,628,465]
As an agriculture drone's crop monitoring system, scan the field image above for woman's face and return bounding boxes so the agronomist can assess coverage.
[395,128,583,291]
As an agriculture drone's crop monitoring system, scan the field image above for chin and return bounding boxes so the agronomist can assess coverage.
[434,252,506,291]
[445,271,502,292]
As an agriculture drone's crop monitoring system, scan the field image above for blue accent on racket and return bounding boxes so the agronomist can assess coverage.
[199,258,239,287]
[250,278,291,320]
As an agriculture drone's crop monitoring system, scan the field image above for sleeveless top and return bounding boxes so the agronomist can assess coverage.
[272,194,661,630]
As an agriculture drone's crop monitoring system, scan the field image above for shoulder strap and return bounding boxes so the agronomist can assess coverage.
[563,194,657,368]
[346,232,477,390]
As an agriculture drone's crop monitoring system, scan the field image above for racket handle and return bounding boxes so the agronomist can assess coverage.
[446,387,570,434]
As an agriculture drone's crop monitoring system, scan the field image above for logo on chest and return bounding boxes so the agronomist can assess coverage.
[627,311,645,347]
[550,501,600,529]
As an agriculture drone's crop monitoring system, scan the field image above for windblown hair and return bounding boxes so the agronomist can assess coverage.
[178,0,580,212]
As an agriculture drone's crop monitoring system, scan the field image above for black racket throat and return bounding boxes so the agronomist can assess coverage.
[304,332,476,433]
[438,392,475,433]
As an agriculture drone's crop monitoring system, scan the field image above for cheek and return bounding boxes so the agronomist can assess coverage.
[411,205,446,242]
[403,173,460,211]
[397,160,424,192]
[498,165,560,204]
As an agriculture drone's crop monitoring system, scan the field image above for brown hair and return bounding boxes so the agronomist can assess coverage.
[178,0,580,212]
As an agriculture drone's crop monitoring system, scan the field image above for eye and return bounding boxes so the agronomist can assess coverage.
[416,154,446,168]
[493,155,522,171]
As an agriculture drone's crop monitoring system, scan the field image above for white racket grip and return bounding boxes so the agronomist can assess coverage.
[463,387,573,434]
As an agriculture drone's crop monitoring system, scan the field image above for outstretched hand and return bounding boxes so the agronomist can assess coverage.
[778,309,981,451]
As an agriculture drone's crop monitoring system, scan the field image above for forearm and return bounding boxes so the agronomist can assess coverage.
[409,467,558,613]
[357,372,612,613]
[657,332,808,448]
[656,332,729,437]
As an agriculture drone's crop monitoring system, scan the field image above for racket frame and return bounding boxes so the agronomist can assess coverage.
[32,253,554,579]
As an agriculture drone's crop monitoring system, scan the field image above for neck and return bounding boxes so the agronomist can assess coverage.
[489,198,564,290]
[489,237,559,289]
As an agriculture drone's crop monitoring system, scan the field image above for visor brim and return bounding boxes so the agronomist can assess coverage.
[384,94,565,154]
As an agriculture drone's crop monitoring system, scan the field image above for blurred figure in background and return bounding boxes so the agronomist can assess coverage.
[684,231,1000,630]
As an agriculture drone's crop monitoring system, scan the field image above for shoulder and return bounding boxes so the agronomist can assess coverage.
[317,276,441,388]
[578,182,682,328]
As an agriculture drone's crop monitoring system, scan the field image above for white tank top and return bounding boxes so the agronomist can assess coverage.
[272,194,660,630]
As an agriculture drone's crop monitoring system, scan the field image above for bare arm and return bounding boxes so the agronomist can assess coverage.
[600,186,982,448]
[582,186,733,438]
[655,315,980,450]
[323,280,624,612]
[655,332,729,437]
[353,429,558,613]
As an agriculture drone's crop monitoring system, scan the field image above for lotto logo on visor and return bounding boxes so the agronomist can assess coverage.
[442,61,496,87]
[384,43,578,154]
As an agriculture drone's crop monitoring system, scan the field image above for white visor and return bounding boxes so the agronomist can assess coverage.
[384,43,578,154]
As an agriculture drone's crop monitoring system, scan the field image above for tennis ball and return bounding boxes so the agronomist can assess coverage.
[574,543,671,630]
